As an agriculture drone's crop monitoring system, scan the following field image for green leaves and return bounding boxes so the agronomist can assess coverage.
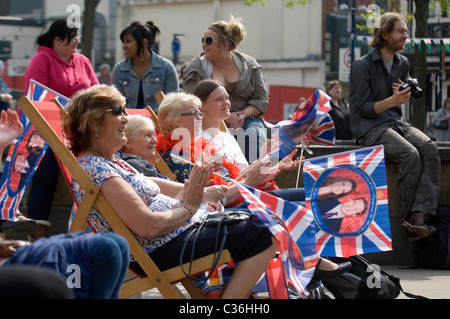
[245,0,306,8]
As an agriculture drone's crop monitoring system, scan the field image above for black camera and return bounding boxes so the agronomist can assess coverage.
[399,78,423,99]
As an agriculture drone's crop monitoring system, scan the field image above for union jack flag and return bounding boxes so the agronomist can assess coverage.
[303,145,392,257]
[26,79,70,105]
[0,80,69,221]
[267,89,334,158]
[231,180,317,297]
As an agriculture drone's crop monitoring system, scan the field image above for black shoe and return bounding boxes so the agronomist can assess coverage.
[312,258,352,281]
[0,219,38,236]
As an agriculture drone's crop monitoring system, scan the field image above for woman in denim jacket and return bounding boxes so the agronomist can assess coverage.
[112,21,179,111]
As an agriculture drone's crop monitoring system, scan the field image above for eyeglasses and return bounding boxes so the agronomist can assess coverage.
[180,110,204,118]
[394,28,409,36]
[201,36,218,46]
[107,104,126,116]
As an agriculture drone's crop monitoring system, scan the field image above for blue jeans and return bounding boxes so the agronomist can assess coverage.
[231,117,267,164]
[28,148,59,221]
[89,233,130,299]
[6,232,129,299]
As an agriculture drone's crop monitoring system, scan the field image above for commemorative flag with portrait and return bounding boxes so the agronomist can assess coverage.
[303,145,392,257]
[0,80,69,221]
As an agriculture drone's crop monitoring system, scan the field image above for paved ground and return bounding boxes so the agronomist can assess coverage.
[138,266,450,299]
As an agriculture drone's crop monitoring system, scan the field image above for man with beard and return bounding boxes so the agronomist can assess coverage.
[349,12,440,242]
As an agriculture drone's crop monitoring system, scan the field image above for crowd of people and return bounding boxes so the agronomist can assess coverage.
[0,11,446,299]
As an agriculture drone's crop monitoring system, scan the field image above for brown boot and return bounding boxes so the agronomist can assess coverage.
[402,211,436,242]
[30,220,51,242]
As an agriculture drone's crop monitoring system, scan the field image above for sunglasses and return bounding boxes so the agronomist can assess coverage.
[107,104,126,116]
[201,36,218,46]
[180,110,204,118]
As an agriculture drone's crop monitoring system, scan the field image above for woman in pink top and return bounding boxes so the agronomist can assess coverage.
[23,19,99,240]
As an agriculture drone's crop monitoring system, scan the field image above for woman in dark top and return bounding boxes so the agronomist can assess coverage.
[326,80,353,140]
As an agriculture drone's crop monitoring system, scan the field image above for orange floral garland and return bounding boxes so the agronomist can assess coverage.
[156,134,278,207]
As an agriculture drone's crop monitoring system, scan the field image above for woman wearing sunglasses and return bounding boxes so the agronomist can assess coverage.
[112,21,179,111]
[182,15,268,165]
[23,19,99,241]
[64,85,277,299]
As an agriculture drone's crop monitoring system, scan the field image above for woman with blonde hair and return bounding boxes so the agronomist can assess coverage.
[183,16,268,163]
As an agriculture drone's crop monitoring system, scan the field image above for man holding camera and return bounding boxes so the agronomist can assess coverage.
[349,12,440,241]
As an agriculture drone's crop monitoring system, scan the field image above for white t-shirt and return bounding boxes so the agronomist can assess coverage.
[201,129,249,171]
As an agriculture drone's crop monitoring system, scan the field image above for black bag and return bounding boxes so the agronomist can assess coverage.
[432,118,449,130]
[321,255,426,299]
[179,211,250,285]
[418,203,450,269]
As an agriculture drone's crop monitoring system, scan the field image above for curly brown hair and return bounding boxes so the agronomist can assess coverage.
[370,12,407,50]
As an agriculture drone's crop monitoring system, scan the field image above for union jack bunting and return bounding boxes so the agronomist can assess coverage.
[303,145,392,257]
[231,180,317,297]
[0,80,69,221]
[267,89,334,158]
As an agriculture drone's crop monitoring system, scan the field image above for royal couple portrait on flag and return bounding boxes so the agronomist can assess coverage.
[2,81,393,298]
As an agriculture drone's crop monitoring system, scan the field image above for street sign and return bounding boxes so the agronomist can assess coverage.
[339,47,360,83]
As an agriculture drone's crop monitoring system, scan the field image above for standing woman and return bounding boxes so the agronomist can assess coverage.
[112,21,179,111]
[432,98,450,141]
[23,19,99,240]
[326,80,353,140]
[183,16,268,163]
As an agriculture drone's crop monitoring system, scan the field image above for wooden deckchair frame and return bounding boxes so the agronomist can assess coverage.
[18,96,231,299]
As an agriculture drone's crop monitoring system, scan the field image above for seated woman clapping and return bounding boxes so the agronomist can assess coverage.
[63,84,277,299]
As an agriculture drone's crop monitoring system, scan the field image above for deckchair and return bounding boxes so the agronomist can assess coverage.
[17,96,231,299]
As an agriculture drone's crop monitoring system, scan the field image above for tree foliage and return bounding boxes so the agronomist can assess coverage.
[245,0,306,9]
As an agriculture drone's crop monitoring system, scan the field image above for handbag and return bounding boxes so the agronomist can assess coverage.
[433,119,449,130]
[433,110,449,130]
[179,211,250,286]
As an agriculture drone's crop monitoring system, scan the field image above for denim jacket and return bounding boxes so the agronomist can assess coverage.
[112,51,179,111]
